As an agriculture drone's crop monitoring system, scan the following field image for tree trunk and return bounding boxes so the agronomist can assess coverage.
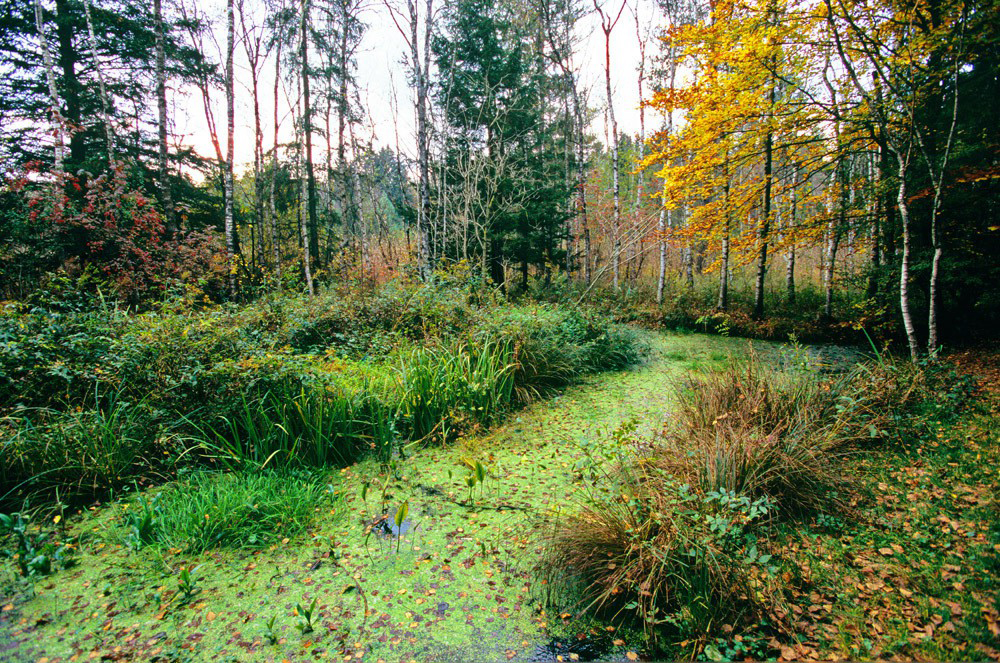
[753,95,775,319]
[595,0,625,290]
[718,216,730,311]
[684,242,694,288]
[270,30,283,285]
[786,166,797,305]
[154,0,174,234]
[402,0,434,279]
[631,6,647,288]
[867,151,881,299]
[656,204,667,305]
[785,246,795,305]
[34,0,65,171]
[55,0,84,168]
[82,0,114,165]
[896,157,920,362]
[823,217,839,320]
[301,0,319,278]
[605,38,621,291]
[337,1,356,254]
[300,0,316,293]
[575,91,590,285]
[225,0,236,296]
[238,0,266,274]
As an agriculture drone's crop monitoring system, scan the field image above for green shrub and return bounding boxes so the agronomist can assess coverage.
[120,470,331,552]
[0,307,124,408]
[473,305,645,402]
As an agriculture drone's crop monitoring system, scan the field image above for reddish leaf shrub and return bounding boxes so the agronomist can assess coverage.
[6,162,227,303]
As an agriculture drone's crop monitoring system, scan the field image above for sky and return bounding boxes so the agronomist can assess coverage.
[170,0,669,176]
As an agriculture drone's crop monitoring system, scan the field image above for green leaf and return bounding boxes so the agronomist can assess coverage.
[395,501,409,527]
[704,643,724,662]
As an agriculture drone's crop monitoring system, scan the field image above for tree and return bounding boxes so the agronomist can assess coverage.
[825,0,972,359]
[385,0,434,279]
[433,0,571,286]
[645,0,842,319]
[538,0,591,282]
[594,0,627,290]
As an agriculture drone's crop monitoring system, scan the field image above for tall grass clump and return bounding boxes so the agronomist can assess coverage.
[543,352,922,653]
[1,395,162,503]
[121,470,330,553]
[399,338,516,441]
[656,355,871,513]
[189,379,397,470]
[545,468,778,647]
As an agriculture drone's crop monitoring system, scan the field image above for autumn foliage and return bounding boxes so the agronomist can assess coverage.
[2,164,227,303]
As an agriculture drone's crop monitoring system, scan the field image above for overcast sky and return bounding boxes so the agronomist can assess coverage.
[170,0,668,175]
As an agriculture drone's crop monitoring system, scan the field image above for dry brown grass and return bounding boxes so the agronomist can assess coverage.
[543,352,921,648]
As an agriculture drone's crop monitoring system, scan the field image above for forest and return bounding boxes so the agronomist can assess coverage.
[1,0,999,660]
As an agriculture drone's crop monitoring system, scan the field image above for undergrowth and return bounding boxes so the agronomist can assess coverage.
[0,280,644,504]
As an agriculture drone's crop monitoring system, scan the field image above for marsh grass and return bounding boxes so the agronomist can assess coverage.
[120,470,332,553]
[400,338,516,441]
[545,469,779,645]
[544,351,925,651]
[1,395,162,502]
[657,355,873,513]
[189,381,398,470]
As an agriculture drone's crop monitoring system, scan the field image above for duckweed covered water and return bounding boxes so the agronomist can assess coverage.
[1,332,759,662]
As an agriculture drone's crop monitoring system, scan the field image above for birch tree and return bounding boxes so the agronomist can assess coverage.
[385,0,434,279]
[594,0,627,290]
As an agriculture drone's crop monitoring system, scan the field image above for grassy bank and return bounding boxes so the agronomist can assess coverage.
[1,281,643,506]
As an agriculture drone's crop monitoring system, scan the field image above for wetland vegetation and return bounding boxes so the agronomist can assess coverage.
[2,280,998,662]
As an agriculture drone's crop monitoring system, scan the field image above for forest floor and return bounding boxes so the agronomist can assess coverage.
[1,333,998,662]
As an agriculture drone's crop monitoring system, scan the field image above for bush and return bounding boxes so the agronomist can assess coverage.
[0,306,124,409]
[121,470,330,552]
